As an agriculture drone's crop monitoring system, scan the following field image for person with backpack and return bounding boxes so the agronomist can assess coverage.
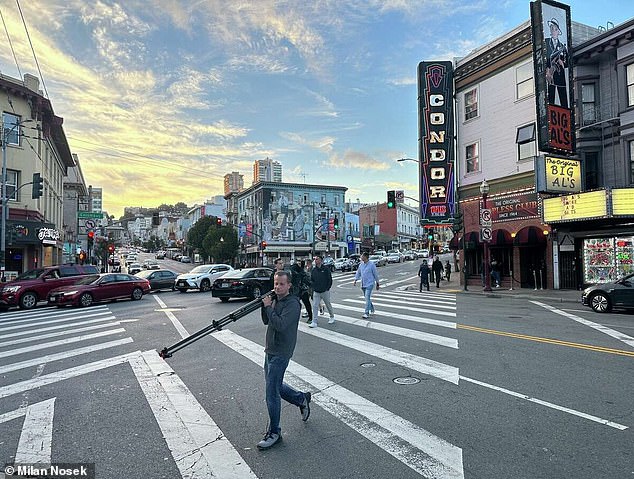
[418,260,430,292]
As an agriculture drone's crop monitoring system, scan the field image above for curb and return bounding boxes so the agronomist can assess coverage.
[402,284,582,304]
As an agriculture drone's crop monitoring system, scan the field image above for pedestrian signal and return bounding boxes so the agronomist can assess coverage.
[387,190,395,209]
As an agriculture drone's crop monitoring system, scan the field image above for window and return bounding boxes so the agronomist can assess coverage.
[630,141,634,184]
[2,112,21,145]
[516,123,536,161]
[465,142,479,173]
[516,62,534,99]
[464,88,478,121]
[5,170,18,201]
[625,63,634,106]
[585,151,600,189]
[581,83,597,125]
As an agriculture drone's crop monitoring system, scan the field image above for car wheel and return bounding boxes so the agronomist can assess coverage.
[220,297,229,303]
[79,293,93,307]
[200,279,211,292]
[590,292,612,313]
[252,286,262,298]
[19,292,38,310]
[178,288,187,293]
[131,287,143,301]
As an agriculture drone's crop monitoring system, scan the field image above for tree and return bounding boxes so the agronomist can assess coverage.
[202,225,239,264]
[174,202,188,213]
[187,216,216,254]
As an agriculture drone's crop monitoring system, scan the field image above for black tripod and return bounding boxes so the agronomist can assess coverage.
[159,291,275,359]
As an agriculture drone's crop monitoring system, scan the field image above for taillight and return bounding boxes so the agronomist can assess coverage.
[231,281,243,286]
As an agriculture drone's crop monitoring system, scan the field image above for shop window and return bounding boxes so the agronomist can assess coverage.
[585,152,600,189]
[2,112,21,145]
[516,62,534,99]
[464,88,478,121]
[626,63,634,106]
[516,123,536,162]
[581,83,598,125]
[465,142,479,173]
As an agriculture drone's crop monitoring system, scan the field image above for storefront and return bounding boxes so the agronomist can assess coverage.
[6,220,62,277]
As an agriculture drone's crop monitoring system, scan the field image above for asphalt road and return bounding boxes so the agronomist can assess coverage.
[0,255,632,479]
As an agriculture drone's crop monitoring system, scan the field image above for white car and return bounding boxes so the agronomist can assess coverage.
[175,264,234,292]
[334,258,351,271]
[369,254,387,267]
[385,253,402,264]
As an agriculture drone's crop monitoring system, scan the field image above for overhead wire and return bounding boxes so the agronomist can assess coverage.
[0,6,22,81]
[15,0,48,98]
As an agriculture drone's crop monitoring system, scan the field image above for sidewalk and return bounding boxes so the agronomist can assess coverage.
[402,271,582,305]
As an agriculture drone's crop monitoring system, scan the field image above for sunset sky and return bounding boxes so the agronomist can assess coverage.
[0,0,631,217]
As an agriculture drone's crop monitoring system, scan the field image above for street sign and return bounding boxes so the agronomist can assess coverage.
[480,227,492,242]
[346,234,353,242]
[84,220,95,229]
[395,190,404,203]
[480,208,492,227]
[78,211,103,219]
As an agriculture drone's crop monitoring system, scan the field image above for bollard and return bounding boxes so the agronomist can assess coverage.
[509,270,514,290]
[533,269,538,290]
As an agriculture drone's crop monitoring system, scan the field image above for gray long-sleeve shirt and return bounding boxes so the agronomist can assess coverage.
[261,293,301,358]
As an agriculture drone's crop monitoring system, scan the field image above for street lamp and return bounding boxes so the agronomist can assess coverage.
[480,179,492,292]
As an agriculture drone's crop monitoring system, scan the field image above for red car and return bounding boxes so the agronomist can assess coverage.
[47,273,151,307]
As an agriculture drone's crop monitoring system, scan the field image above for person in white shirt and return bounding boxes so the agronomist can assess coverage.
[353,252,380,318]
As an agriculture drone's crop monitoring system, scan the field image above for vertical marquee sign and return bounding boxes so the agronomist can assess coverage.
[417,61,455,226]
[530,0,575,155]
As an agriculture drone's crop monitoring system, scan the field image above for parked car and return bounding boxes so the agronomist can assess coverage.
[175,264,234,292]
[387,250,404,262]
[347,254,361,271]
[47,273,151,307]
[155,251,166,259]
[143,259,160,270]
[211,267,274,302]
[0,264,100,310]
[322,256,335,272]
[385,253,402,264]
[403,250,417,261]
[582,273,634,313]
[134,269,178,291]
[369,254,387,267]
[180,256,192,263]
[334,258,352,272]
[127,262,143,275]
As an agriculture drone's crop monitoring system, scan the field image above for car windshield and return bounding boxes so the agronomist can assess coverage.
[369,255,381,260]
[14,268,46,280]
[222,269,255,279]
[190,265,212,274]
[74,275,101,285]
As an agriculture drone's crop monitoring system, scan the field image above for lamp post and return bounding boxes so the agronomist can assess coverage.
[480,179,492,292]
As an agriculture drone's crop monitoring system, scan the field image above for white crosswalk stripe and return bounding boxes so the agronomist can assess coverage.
[343,298,457,317]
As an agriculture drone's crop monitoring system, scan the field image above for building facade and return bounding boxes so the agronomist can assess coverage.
[223,171,244,196]
[253,157,282,184]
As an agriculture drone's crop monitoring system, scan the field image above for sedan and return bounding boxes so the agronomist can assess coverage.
[385,253,402,264]
[369,254,387,267]
[582,273,634,313]
[127,262,143,275]
[211,267,274,302]
[143,259,160,270]
[334,258,351,272]
[48,273,151,308]
[134,269,178,291]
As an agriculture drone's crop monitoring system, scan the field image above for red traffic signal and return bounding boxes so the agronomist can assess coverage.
[216,217,222,226]
[87,231,95,239]
[108,244,115,253]
[261,241,267,250]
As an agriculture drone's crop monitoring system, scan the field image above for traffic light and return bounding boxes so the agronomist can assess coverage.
[452,213,464,233]
[87,230,94,247]
[260,241,267,250]
[333,217,339,230]
[216,217,222,227]
[427,228,434,241]
[31,173,43,199]
[108,244,115,254]
[387,190,395,209]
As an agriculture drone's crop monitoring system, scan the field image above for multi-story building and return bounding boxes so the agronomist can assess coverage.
[62,154,89,263]
[224,171,244,196]
[235,181,347,265]
[1,73,73,275]
[359,202,421,252]
[253,157,282,184]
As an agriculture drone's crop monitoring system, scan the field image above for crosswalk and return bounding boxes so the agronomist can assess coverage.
[0,288,465,478]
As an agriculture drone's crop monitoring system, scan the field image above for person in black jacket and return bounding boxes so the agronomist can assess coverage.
[432,256,443,288]
[418,261,430,291]
[310,255,335,327]
[258,271,311,450]
[290,261,312,324]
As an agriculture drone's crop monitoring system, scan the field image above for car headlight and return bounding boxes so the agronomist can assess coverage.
[63,290,79,296]
[2,285,21,293]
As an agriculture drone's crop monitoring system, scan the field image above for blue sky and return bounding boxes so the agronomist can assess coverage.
[1,0,631,217]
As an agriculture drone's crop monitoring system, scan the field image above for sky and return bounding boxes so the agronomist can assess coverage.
[1,0,632,217]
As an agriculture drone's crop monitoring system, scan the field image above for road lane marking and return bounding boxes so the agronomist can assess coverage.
[0,329,126,358]
[0,313,114,332]
[331,303,456,329]
[317,313,458,349]
[299,321,459,383]
[0,351,142,399]
[361,295,456,310]
[14,398,56,464]
[153,295,188,337]
[377,290,457,301]
[343,299,456,317]
[216,330,465,478]
[457,323,634,358]
[0,317,121,339]
[531,301,634,350]
[131,351,257,479]
[460,376,628,430]
[0,338,133,375]
[0,322,122,347]
[0,306,110,323]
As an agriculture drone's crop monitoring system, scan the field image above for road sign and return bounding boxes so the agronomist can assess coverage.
[84,220,95,229]
[78,211,103,219]
[346,234,353,242]
[480,227,492,242]
[480,208,492,227]
[395,190,404,203]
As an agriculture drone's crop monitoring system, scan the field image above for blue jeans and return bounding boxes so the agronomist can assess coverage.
[361,284,375,315]
[264,353,304,434]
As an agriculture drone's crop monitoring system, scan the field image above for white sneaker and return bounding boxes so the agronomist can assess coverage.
[309,321,318,328]
[362,314,369,319]
[328,317,335,324]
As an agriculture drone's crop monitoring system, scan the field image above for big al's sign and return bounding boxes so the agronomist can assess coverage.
[417,61,455,226]
[530,0,575,154]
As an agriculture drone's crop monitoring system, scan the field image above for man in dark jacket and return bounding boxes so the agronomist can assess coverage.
[258,271,311,450]
[432,256,443,288]
[290,261,312,323]
[310,255,335,327]
[418,261,430,291]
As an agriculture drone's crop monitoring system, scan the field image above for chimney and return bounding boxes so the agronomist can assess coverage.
[23,73,40,93]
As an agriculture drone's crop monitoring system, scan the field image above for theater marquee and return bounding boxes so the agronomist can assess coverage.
[417,61,455,226]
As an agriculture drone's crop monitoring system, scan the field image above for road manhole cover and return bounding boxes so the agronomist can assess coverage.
[360,362,376,368]
[393,377,420,385]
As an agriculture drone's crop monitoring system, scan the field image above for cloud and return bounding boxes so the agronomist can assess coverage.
[327,150,390,170]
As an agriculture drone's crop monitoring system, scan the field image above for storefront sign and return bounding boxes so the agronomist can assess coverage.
[38,227,61,245]
[7,220,57,245]
[417,61,455,226]
[488,192,539,222]
[542,190,608,223]
[536,155,581,193]
[611,188,634,216]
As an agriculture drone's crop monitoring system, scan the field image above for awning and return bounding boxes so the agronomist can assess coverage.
[513,226,547,245]
[490,229,513,246]
[450,231,480,250]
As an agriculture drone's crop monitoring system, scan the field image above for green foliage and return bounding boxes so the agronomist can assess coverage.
[187,216,216,252]
[202,226,239,264]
